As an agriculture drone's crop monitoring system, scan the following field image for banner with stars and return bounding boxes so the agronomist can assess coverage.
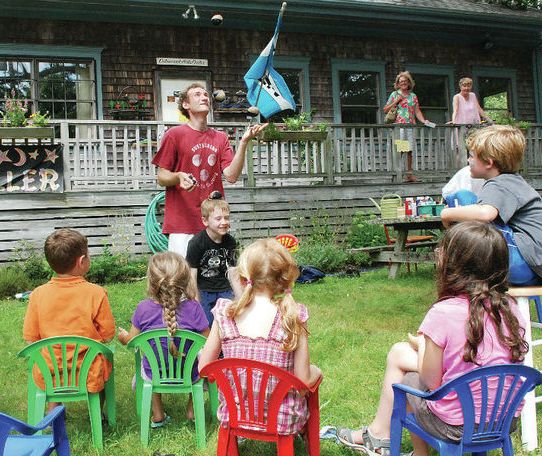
[0,144,63,193]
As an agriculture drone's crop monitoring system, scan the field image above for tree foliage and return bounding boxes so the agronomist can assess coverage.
[483,0,541,9]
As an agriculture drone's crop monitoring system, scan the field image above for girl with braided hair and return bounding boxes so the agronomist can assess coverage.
[199,238,322,435]
[118,251,209,427]
[338,221,528,456]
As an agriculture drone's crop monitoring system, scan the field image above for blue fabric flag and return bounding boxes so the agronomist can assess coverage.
[244,4,296,118]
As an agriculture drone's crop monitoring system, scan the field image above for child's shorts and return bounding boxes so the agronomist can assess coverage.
[200,289,234,326]
[402,372,463,441]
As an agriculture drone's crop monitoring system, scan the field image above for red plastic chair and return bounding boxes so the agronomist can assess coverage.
[200,358,322,456]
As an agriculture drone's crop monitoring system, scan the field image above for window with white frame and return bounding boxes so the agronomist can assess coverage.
[0,58,96,120]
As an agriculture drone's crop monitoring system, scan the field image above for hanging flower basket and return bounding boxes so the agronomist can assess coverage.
[0,126,55,139]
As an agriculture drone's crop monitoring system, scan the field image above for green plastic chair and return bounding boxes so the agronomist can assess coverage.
[126,329,218,447]
[18,335,116,450]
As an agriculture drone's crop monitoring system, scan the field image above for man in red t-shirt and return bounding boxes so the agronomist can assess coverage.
[152,83,267,256]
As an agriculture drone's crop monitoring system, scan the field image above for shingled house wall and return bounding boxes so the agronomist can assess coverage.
[0,17,537,123]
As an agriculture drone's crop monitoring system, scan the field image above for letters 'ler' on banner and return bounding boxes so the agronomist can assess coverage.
[0,144,64,193]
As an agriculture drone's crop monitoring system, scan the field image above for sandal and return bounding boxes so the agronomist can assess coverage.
[151,414,171,429]
[337,426,390,455]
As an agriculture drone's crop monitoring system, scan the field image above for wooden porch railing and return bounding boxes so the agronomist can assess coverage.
[53,120,542,192]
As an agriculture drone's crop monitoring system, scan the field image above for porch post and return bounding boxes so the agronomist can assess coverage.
[323,135,334,185]
[533,46,542,123]
[456,125,469,169]
[60,121,71,191]
[391,125,402,183]
[245,140,255,187]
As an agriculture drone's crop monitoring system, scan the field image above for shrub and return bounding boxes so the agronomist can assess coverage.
[87,246,147,284]
[294,240,370,273]
[347,212,387,248]
[21,255,53,285]
[490,111,531,130]
[10,240,147,287]
[0,266,32,299]
[10,240,53,287]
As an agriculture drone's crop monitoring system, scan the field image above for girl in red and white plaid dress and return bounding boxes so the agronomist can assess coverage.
[199,238,322,435]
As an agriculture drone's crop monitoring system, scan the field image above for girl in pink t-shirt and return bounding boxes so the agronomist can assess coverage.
[338,221,528,456]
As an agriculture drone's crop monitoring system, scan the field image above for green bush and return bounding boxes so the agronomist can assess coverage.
[10,241,148,287]
[21,254,53,284]
[0,266,32,298]
[294,241,370,273]
[347,212,387,248]
[10,240,53,287]
[87,247,147,284]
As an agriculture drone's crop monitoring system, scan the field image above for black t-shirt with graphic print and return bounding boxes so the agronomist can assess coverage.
[186,229,237,292]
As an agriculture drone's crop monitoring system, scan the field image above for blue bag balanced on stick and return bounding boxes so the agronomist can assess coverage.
[296,265,325,284]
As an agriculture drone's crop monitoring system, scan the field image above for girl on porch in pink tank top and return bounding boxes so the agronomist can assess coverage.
[199,238,322,435]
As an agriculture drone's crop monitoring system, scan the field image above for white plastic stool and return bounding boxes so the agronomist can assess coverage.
[509,286,542,451]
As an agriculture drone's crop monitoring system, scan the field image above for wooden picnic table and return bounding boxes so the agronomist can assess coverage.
[367,216,444,279]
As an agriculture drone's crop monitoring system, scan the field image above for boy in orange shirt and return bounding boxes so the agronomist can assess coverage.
[23,228,115,412]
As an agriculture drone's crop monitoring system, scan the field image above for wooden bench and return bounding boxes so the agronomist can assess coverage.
[508,286,542,451]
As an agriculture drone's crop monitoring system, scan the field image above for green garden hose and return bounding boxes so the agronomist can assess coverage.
[144,191,168,254]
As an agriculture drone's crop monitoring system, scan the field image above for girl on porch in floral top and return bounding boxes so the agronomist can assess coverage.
[384,71,432,182]
[199,238,322,434]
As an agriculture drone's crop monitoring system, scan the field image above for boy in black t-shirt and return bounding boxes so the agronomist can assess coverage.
[186,191,237,325]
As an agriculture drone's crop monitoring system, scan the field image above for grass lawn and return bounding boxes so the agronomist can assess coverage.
[0,265,540,455]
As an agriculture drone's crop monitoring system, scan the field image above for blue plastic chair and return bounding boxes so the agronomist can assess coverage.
[0,405,70,455]
[529,295,542,322]
[390,364,542,455]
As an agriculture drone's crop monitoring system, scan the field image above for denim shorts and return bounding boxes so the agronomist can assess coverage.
[199,289,233,326]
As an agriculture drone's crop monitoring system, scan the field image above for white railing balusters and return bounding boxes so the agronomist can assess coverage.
[49,121,541,191]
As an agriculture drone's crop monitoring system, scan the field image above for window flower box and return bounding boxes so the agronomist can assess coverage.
[260,129,329,142]
[0,126,55,139]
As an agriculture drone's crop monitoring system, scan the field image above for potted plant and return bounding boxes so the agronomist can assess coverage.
[490,111,531,131]
[0,90,53,139]
[260,111,329,141]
